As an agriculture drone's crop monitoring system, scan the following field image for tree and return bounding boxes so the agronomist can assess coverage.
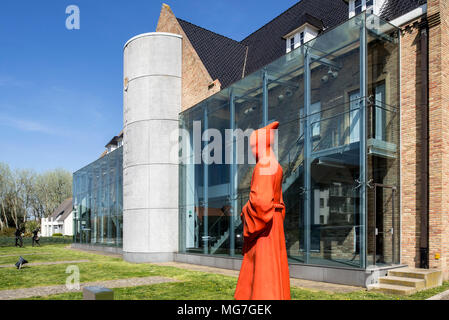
[0,163,10,229]
[0,163,72,229]
[0,163,13,229]
[35,169,72,219]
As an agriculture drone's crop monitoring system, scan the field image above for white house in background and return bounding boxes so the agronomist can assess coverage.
[41,198,74,236]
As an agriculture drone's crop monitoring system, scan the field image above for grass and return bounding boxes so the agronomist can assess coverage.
[1,244,448,300]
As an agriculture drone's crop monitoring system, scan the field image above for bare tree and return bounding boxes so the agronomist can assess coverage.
[0,163,11,229]
[35,169,72,218]
[0,163,72,228]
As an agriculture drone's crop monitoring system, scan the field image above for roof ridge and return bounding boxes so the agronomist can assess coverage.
[176,17,245,47]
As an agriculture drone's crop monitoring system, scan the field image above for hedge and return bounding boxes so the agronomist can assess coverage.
[0,236,73,247]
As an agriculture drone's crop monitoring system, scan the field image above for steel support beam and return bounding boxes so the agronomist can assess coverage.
[309,53,342,70]
[229,91,236,256]
[359,21,367,269]
[263,69,269,126]
[203,106,209,254]
[304,49,312,264]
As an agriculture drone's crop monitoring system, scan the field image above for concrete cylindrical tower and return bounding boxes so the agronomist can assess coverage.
[123,32,182,262]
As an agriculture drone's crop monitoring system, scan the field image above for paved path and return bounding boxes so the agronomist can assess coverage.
[0,276,177,300]
[155,262,361,294]
[0,260,90,268]
[427,289,449,300]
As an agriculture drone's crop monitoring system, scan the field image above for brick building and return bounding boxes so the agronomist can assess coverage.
[73,0,449,288]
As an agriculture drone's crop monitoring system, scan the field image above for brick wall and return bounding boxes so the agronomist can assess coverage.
[155,4,221,111]
[399,22,425,269]
[427,0,449,279]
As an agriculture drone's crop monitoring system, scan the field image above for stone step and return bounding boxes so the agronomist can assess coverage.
[388,268,443,289]
[379,276,426,290]
[368,283,417,295]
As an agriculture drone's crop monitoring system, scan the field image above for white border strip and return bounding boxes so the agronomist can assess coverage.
[124,32,182,49]
[389,4,427,27]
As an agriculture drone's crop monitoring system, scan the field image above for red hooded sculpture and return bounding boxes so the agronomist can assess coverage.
[234,121,291,300]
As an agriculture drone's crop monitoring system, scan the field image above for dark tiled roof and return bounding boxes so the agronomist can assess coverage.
[240,0,348,77]
[176,0,426,90]
[177,18,248,88]
[176,0,347,89]
[380,0,427,21]
[284,13,325,36]
[50,198,73,222]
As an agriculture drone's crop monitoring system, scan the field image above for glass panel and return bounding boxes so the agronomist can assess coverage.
[304,18,362,266]
[178,12,400,269]
[366,13,400,266]
[266,47,306,263]
[179,105,203,253]
[234,71,263,194]
[73,147,123,247]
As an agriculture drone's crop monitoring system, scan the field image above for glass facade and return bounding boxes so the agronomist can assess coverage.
[179,13,400,269]
[73,147,123,247]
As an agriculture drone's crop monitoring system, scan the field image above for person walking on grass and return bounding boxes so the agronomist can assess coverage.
[15,227,23,248]
[32,228,40,247]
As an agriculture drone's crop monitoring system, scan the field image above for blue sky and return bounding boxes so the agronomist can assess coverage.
[0,0,298,173]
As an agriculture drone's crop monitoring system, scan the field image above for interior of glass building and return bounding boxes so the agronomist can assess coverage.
[73,147,123,247]
[179,12,400,270]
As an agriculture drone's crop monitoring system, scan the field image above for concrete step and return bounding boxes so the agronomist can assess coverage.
[379,276,426,290]
[368,283,417,295]
[388,268,443,289]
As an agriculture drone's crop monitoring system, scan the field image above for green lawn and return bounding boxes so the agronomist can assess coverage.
[1,244,448,300]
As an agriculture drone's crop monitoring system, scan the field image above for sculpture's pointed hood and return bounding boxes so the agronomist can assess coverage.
[250,121,279,161]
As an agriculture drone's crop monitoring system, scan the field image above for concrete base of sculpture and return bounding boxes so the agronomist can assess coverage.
[83,286,114,300]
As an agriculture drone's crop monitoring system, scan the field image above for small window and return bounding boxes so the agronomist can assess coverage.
[366,0,373,9]
[300,32,304,45]
[290,38,295,51]
[355,0,363,15]
[320,198,325,208]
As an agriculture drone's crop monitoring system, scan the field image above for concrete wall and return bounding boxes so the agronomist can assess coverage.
[123,32,182,263]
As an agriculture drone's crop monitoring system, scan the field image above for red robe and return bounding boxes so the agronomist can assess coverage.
[234,122,291,300]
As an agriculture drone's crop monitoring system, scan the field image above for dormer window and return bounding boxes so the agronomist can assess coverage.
[287,31,306,53]
[348,0,378,18]
[283,14,323,54]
